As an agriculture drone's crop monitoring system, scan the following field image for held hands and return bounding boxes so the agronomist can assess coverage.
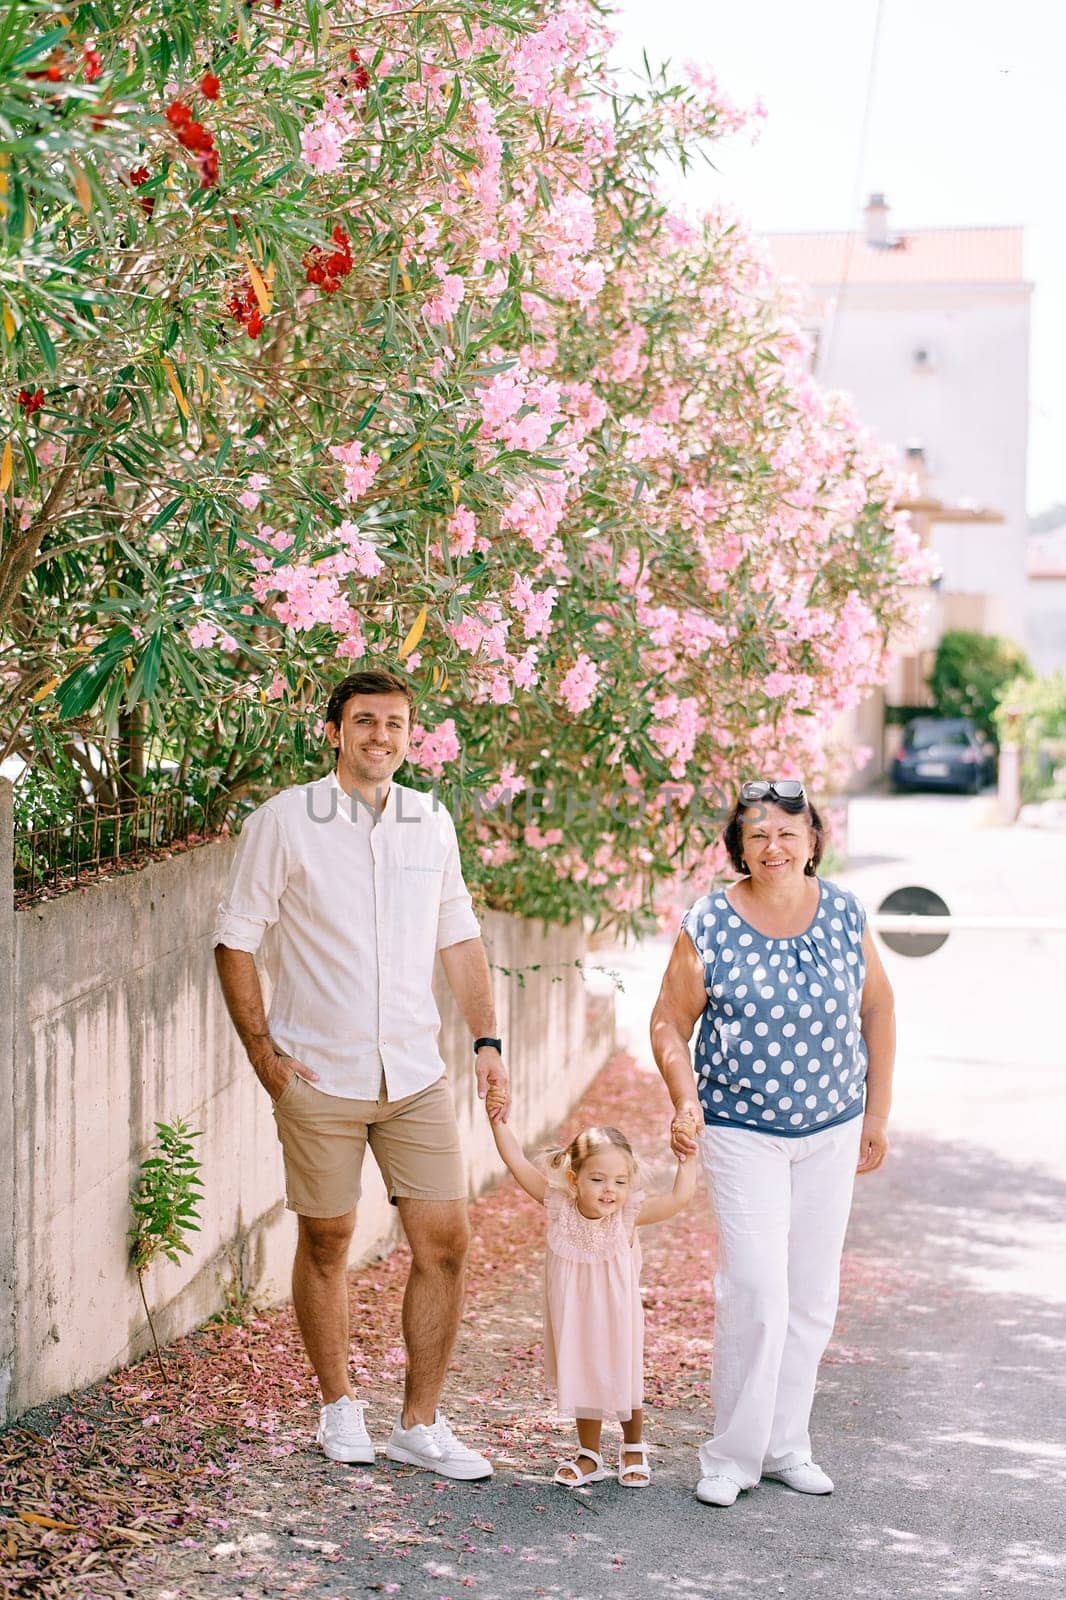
[249,1042,318,1102]
[478,1047,510,1125]
[669,1101,701,1162]
[856,1113,889,1174]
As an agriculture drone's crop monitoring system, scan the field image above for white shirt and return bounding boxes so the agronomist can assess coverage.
[212,774,482,1100]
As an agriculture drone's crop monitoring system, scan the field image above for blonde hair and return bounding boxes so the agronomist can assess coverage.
[542,1126,638,1185]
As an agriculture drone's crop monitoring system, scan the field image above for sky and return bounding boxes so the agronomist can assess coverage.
[611,0,1066,516]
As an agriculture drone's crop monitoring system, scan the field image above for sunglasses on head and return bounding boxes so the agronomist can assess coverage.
[739,779,806,804]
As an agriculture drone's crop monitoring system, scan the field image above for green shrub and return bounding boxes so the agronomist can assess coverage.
[996,672,1066,802]
[927,631,1031,742]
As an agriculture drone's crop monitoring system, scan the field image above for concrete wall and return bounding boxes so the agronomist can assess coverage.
[0,784,15,1424]
[0,786,613,1421]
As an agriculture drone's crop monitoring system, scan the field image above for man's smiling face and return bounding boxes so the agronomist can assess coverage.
[326,692,411,795]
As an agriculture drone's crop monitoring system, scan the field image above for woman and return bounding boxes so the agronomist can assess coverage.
[650,779,894,1507]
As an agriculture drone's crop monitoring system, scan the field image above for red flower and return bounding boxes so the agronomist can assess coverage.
[177,120,213,153]
[165,99,192,126]
[348,50,371,91]
[200,70,220,100]
[17,388,45,417]
[226,276,264,334]
[198,149,220,188]
[303,226,354,294]
[82,46,103,82]
[128,166,155,214]
[27,49,67,82]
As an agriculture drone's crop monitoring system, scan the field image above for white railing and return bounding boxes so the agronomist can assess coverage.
[872,914,1066,934]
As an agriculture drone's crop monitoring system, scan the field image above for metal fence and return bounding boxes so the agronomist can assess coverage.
[13,789,218,907]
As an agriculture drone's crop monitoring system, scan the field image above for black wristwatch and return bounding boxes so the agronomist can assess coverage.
[473,1035,503,1055]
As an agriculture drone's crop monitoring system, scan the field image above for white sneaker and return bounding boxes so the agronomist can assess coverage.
[386,1410,493,1480]
[696,1473,743,1507]
[763,1460,834,1494]
[316,1396,374,1464]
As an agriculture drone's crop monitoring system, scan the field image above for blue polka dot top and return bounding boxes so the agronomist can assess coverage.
[682,879,868,1138]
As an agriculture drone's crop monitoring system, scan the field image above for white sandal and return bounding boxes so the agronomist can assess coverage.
[553,1449,610,1486]
[618,1442,651,1487]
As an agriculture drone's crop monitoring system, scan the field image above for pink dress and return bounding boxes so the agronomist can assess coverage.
[542,1186,645,1422]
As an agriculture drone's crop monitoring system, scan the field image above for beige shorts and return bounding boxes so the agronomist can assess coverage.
[271,1073,467,1218]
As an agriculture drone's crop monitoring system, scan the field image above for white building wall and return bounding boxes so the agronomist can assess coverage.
[812,283,1031,641]
[1025,578,1066,673]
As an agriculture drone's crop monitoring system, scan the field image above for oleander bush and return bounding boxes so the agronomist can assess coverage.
[0,0,932,928]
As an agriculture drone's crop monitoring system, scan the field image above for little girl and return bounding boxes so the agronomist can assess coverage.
[488,1104,697,1487]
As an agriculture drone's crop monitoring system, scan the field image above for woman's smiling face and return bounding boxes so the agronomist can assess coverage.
[739,802,815,884]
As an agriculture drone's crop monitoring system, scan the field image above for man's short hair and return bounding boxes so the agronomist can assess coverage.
[325,670,416,730]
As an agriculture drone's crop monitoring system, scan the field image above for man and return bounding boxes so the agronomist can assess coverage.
[213,669,509,1478]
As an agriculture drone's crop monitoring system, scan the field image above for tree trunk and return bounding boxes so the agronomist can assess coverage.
[117,704,146,796]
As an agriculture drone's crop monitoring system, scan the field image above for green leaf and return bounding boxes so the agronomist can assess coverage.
[27,317,58,375]
[141,630,164,702]
[148,497,184,535]
[443,75,462,130]
[55,653,123,719]
[11,25,68,68]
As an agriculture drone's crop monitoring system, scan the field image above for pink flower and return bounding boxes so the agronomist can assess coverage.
[329,440,382,503]
[336,520,384,577]
[509,574,558,639]
[423,262,465,326]
[478,371,525,430]
[186,620,218,649]
[484,764,526,807]
[408,717,460,776]
[299,104,357,173]
[447,506,477,559]
[512,646,540,688]
[238,472,269,512]
[559,653,600,715]
[479,839,515,867]
[335,630,367,660]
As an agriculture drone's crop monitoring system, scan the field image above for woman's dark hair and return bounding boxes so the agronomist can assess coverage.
[722,792,826,876]
[325,669,416,731]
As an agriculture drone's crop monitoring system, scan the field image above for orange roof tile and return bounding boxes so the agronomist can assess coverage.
[764,227,1024,287]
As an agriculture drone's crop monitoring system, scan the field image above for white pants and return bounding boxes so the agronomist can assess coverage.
[698,1116,862,1488]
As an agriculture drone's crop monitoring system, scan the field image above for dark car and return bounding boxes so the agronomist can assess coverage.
[891,717,996,794]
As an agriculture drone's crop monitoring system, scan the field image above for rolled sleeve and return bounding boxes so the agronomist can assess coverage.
[435,815,481,950]
[212,804,288,954]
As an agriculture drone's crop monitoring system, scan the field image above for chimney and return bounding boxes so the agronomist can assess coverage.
[864,192,889,248]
